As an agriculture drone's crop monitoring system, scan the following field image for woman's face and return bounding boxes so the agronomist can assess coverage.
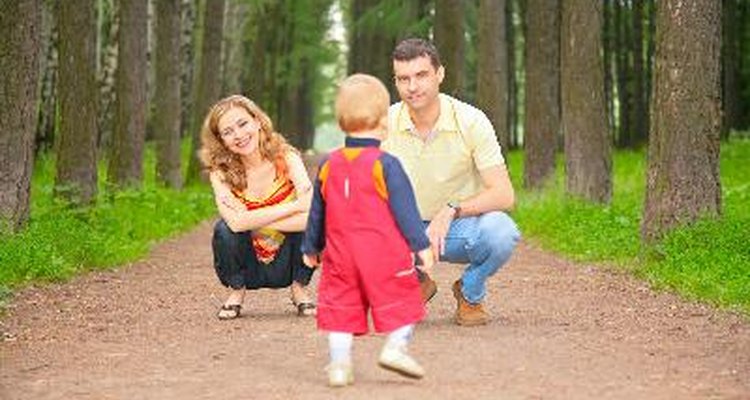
[217,106,261,157]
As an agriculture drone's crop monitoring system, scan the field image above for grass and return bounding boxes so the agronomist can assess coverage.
[507,138,750,315]
[0,142,216,307]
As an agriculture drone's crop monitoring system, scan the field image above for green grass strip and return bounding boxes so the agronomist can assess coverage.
[508,139,749,315]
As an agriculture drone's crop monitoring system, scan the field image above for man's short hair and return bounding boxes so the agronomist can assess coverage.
[335,74,390,133]
[392,38,442,69]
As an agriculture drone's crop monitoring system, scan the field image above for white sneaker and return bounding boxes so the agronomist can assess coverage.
[378,343,425,379]
[326,361,354,387]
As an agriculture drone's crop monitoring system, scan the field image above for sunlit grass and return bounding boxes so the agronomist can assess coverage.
[0,142,216,297]
[508,139,749,314]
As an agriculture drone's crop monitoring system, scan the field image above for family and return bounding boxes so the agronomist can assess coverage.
[198,38,520,387]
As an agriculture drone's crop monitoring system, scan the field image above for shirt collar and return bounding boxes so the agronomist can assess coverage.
[344,137,381,148]
[396,93,458,135]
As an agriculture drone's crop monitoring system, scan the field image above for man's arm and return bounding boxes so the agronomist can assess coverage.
[425,163,514,258]
[451,164,515,217]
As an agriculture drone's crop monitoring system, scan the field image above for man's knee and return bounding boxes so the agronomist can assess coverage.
[477,212,520,258]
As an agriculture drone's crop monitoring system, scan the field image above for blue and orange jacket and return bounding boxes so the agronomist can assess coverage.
[301,137,429,256]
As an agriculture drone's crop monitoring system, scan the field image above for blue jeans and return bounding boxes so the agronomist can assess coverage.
[426,211,520,304]
[212,220,314,290]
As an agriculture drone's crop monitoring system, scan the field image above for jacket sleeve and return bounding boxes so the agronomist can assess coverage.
[380,153,430,252]
[300,156,329,254]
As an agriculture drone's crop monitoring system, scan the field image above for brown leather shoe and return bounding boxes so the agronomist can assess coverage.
[420,276,438,303]
[452,280,488,326]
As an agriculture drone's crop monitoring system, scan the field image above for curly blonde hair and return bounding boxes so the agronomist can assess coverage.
[199,95,297,190]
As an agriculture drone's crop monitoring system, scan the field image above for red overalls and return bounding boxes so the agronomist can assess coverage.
[316,147,425,334]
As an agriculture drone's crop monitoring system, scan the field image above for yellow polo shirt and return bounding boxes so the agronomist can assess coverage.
[383,93,505,220]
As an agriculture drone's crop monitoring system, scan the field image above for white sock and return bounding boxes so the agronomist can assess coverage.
[385,324,414,349]
[328,331,353,364]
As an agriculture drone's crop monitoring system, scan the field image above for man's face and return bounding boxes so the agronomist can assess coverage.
[393,55,444,112]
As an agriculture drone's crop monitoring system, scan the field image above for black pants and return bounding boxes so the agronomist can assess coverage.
[212,219,315,290]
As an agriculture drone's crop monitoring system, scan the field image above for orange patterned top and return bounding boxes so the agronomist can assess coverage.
[231,178,296,264]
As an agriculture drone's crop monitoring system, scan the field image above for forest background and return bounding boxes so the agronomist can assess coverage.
[1,0,748,315]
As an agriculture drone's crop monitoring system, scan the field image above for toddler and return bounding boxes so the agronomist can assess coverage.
[301,74,433,387]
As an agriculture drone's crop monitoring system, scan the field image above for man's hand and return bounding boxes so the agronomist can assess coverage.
[425,205,457,261]
[302,253,321,268]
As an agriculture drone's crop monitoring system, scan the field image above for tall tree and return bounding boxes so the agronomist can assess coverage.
[96,0,118,150]
[348,0,394,93]
[476,0,509,156]
[154,0,183,188]
[561,0,611,203]
[108,0,148,189]
[523,0,560,190]
[275,1,334,150]
[243,1,268,104]
[222,0,247,95]
[0,0,41,232]
[35,0,57,154]
[186,0,224,184]
[347,0,428,100]
[603,0,615,137]
[434,0,465,98]
[641,0,722,242]
[506,0,522,148]
[179,0,198,137]
[722,0,741,138]
[55,0,99,205]
[614,0,632,148]
[630,0,648,147]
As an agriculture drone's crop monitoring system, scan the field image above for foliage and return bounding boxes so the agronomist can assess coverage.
[0,144,216,294]
[507,139,750,314]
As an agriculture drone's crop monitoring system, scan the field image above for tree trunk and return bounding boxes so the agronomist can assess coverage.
[348,0,397,99]
[507,0,523,149]
[523,0,560,190]
[434,0,465,99]
[243,2,267,104]
[108,0,148,189]
[180,0,197,138]
[614,0,632,148]
[721,0,740,138]
[603,0,614,140]
[641,0,722,242]
[35,0,57,155]
[561,0,611,203]
[631,0,647,147]
[96,0,118,151]
[645,0,655,121]
[0,0,41,232]
[186,0,224,184]
[222,0,247,95]
[154,0,183,189]
[476,0,509,157]
[55,0,99,205]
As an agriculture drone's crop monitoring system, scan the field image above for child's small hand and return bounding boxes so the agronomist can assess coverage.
[303,253,321,268]
[416,248,434,277]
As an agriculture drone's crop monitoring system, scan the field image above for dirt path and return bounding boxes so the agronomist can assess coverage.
[1,220,748,400]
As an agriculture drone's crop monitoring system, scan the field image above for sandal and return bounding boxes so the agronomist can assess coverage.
[217,304,241,320]
[294,301,316,317]
[290,283,316,317]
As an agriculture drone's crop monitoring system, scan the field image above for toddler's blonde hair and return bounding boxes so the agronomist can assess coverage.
[335,74,390,133]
